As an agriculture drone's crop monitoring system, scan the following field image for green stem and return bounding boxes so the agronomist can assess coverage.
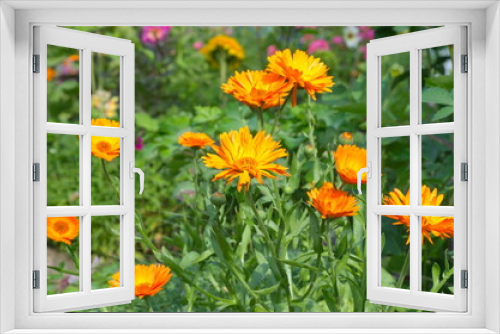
[193,149,200,206]
[136,214,235,304]
[47,266,79,276]
[306,95,320,181]
[270,93,291,135]
[66,244,79,270]
[219,51,227,106]
[292,218,326,303]
[101,159,120,201]
[257,107,264,132]
[385,247,410,312]
[244,190,291,311]
[326,223,335,277]
[144,297,155,312]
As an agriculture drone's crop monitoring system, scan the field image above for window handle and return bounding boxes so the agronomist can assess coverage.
[357,162,371,194]
[129,162,144,195]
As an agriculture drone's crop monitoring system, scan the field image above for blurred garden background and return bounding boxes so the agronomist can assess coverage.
[45,25,456,312]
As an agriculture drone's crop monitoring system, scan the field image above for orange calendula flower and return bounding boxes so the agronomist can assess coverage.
[109,264,172,299]
[334,144,367,185]
[202,126,290,192]
[307,182,359,219]
[47,68,57,82]
[91,118,120,162]
[383,185,454,244]
[47,217,79,245]
[267,49,334,106]
[221,70,293,110]
[200,35,245,69]
[178,132,215,149]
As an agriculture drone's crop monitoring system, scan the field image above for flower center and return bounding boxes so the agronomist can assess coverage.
[96,140,112,152]
[236,157,258,171]
[53,220,69,234]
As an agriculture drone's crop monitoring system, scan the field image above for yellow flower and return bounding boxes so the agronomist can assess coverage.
[91,118,120,162]
[267,49,334,106]
[383,186,454,244]
[47,68,57,82]
[221,70,294,110]
[109,264,172,299]
[334,144,367,185]
[307,182,359,219]
[178,132,215,149]
[202,126,290,192]
[47,217,79,245]
[339,132,354,144]
[200,35,245,69]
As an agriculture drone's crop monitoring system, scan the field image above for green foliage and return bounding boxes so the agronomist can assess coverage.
[46,26,453,313]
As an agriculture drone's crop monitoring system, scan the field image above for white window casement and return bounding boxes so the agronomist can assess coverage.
[1,2,500,334]
[365,26,468,312]
[33,26,137,312]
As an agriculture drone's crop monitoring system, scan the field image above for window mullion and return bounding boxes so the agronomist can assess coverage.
[82,47,92,294]
[409,47,421,294]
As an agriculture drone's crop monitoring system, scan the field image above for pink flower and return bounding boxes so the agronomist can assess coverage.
[135,137,144,151]
[360,45,367,59]
[141,26,171,45]
[332,35,343,45]
[359,26,375,40]
[267,45,278,56]
[193,41,204,50]
[307,39,329,54]
[300,34,316,44]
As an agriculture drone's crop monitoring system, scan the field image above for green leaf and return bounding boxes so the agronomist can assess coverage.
[254,282,281,295]
[249,263,270,289]
[308,208,322,253]
[422,87,454,106]
[432,262,441,287]
[193,250,214,265]
[135,113,159,132]
[193,106,223,124]
[276,258,319,271]
[235,224,251,262]
[179,251,200,269]
[431,106,454,122]
[254,304,269,312]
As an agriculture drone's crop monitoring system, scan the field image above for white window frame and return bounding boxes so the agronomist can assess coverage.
[366,26,467,312]
[33,25,136,312]
[0,2,499,333]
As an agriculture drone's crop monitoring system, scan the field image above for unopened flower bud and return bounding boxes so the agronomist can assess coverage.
[339,132,354,144]
[305,144,316,157]
[210,192,226,207]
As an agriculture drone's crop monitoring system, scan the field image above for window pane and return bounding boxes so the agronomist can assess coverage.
[91,216,121,290]
[47,134,80,206]
[381,215,410,290]
[91,52,121,125]
[420,216,454,295]
[381,52,410,127]
[47,45,80,124]
[421,134,454,206]
[47,216,80,295]
[421,46,454,124]
[381,136,410,205]
[91,136,121,205]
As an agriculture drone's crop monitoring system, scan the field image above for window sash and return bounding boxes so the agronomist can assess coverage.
[366,26,467,312]
[33,25,136,313]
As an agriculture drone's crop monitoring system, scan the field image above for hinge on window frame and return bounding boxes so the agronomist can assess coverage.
[461,54,468,73]
[32,270,40,289]
[461,270,468,289]
[33,163,40,182]
[461,162,468,181]
[33,54,40,73]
